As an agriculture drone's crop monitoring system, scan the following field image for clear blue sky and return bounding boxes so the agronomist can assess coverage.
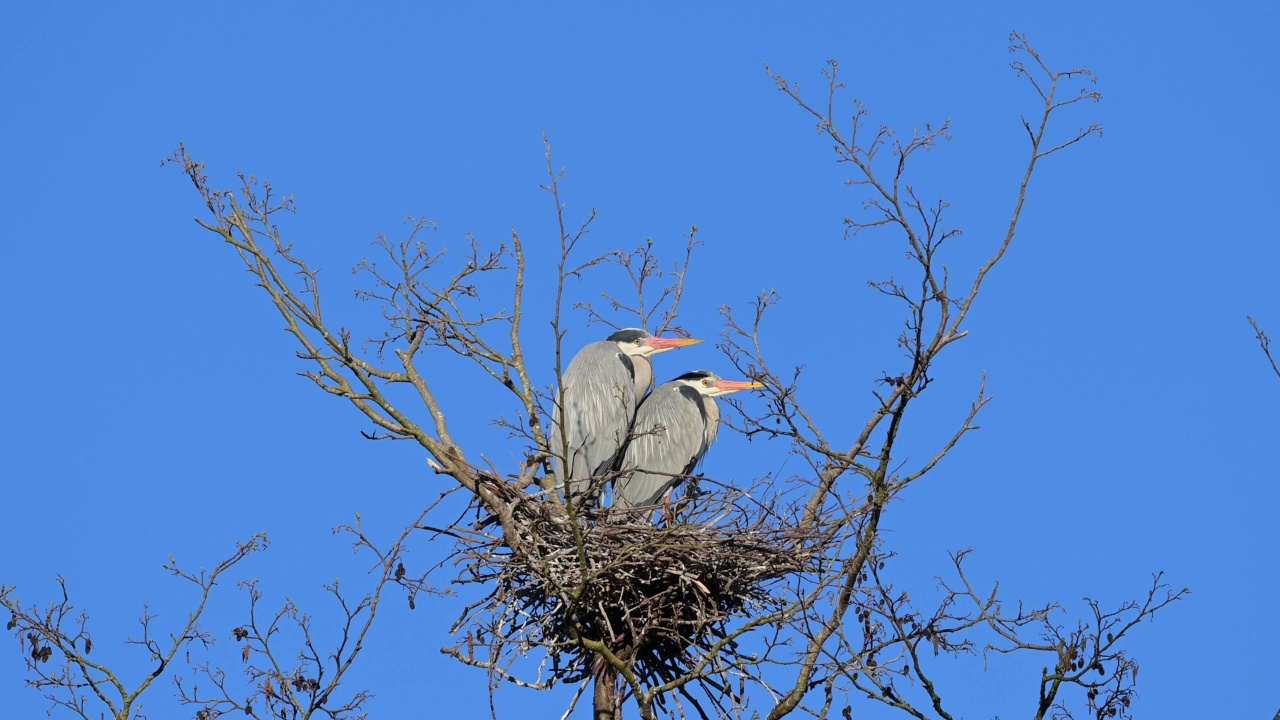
[2,3,1276,718]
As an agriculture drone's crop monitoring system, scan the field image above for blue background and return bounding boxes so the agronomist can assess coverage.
[1,3,1276,718]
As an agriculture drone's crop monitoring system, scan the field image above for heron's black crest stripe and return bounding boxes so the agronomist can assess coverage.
[678,383,710,476]
[617,351,635,383]
[677,384,708,425]
[607,328,650,343]
[672,369,715,382]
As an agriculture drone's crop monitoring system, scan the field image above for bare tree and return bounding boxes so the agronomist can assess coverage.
[4,33,1183,720]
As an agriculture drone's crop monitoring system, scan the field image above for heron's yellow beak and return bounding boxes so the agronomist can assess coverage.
[713,379,765,394]
[645,336,702,353]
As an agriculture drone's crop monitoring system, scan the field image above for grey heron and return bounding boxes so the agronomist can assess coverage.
[551,328,702,507]
[612,370,763,518]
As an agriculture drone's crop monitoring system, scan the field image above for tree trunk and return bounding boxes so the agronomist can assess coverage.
[593,659,619,720]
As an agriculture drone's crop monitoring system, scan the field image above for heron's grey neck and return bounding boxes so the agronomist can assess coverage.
[632,354,654,403]
[704,395,721,447]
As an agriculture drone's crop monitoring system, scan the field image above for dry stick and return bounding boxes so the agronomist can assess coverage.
[1248,316,1280,379]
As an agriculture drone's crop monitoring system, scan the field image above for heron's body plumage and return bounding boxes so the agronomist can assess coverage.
[613,375,723,514]
[551,335,656,505]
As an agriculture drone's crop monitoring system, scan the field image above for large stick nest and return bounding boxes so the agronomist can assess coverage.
[445,479,828,696]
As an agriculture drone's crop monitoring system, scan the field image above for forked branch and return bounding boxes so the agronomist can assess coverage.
[1,535,266,720]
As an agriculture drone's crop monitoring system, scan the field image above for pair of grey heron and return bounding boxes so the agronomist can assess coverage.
[550,328,761,519]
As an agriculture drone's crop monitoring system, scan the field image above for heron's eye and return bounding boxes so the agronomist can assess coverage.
[702,379,710,386]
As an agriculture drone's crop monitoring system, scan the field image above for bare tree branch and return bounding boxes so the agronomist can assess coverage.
[1248,316,1280,379]
[2,535,266,720]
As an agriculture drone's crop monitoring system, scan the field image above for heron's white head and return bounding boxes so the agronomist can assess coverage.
[671,370,764,397]
[608,328,702,358]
